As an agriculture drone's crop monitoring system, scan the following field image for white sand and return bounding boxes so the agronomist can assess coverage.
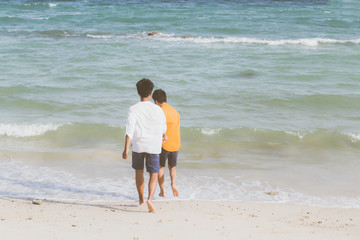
[0,197,359,240]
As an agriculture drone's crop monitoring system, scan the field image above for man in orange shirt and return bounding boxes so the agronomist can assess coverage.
[152,89,181,197]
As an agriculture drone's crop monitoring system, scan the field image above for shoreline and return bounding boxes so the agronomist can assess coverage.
[1,197,359,240]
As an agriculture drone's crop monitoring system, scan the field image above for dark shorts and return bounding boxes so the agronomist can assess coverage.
[132,152,160,173]
[160,148,178,168]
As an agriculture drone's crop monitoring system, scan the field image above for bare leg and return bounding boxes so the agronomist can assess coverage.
[135,170,145,205]
[169,166,179,197]
[147,172,158,212]
[158,166,165,197]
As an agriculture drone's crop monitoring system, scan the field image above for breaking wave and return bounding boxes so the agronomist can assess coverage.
[1,123,359,148]
[4,29,360,46]
[0,123,62,138]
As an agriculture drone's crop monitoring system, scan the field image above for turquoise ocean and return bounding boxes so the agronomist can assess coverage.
[1,0,360,207]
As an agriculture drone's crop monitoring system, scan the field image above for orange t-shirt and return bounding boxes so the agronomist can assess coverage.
[161,103,181,152]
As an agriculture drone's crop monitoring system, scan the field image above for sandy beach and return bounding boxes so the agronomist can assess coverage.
[0,197,359,240]
[2,1,360,240]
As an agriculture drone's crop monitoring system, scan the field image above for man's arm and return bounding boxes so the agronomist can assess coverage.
[123,106,135,160]
[122,134,131,159]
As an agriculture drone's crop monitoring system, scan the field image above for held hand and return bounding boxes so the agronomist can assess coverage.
[122,150,128,159]
[162,134,168,142]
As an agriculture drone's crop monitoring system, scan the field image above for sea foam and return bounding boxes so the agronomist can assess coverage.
[285,131,310,139]
[1,158,358,208]
[146,33,360,46]
[0,123,62,137]
[28,30,360,47]
[86,34,112,39]
[200,128,221,136]
[343,132,360,143]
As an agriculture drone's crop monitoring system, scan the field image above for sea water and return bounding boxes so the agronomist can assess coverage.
[1,0,360,207]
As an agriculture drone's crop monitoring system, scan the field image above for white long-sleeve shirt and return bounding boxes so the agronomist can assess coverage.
[125,101,167,154]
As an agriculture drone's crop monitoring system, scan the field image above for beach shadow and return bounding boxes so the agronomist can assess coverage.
[0,195,147,213]
[42,199,147,213]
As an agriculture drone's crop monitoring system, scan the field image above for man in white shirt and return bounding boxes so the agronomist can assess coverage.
[122,78,167,212]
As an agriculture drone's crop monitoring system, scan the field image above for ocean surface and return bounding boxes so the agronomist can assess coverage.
[1,0,360,207]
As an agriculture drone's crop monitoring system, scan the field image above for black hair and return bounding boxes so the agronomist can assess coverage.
[152,89,167,104]
[136,78,154,98]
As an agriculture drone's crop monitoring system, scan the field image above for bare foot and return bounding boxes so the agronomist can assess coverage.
[159,191,165,197]
[171,184,179,197]
[146,200,155,213]
[139,196,144,205]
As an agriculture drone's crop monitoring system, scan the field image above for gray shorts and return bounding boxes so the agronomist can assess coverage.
[160,148,178,168]
[132,152,160,173]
